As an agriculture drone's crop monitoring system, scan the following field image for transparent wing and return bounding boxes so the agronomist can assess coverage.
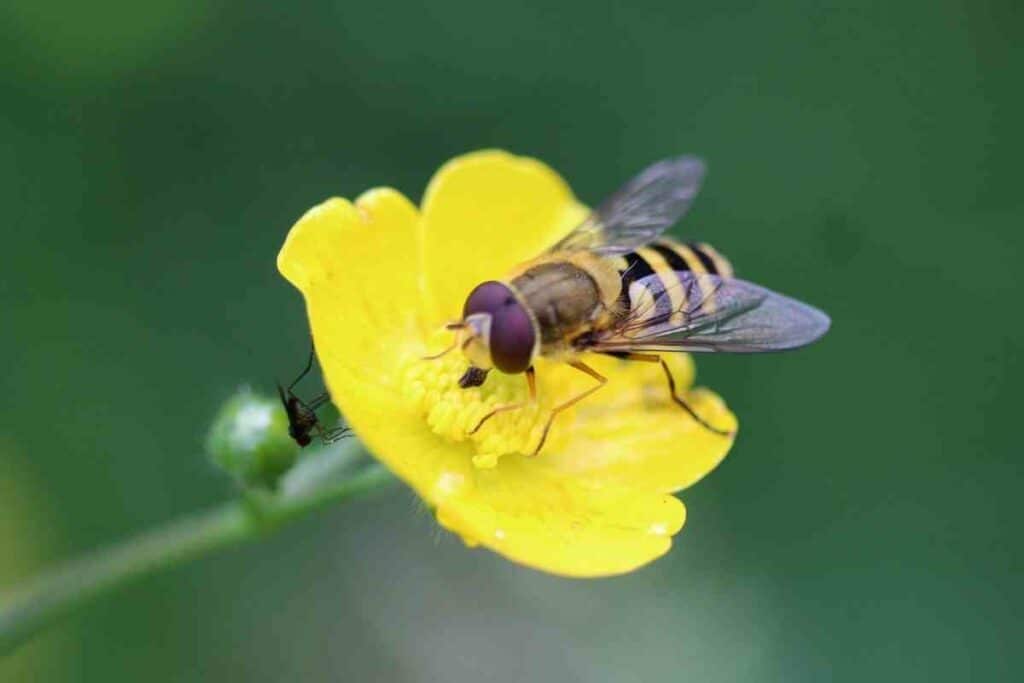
[550,156,706,256]
[591,272,830,353]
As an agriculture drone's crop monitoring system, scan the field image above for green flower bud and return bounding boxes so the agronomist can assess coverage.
[206,387,299,489]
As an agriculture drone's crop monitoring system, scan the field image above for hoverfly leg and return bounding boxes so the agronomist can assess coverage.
[531,361,607,457]
[469,367,536,435]
[611,353,732,435]
[656,357,733,436]
[617,354,733,436]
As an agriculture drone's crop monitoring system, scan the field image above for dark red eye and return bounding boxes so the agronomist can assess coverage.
[463,281,536,373]
[463,281,513,318]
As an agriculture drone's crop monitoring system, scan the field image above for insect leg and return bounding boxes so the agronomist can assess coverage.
[307,392,332,411]
[532,360,608,456]
[468,367,536,435]
[658,358,734,436]
[615,353,732,436]
[320,424,351,444]
[288,344,317,392]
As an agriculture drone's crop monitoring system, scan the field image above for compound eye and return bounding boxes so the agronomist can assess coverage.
[463,281,514,318]
[489,300,535,373]
[462,281,535,373]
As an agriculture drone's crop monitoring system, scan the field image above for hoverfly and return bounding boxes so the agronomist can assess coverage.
[278,348,350,447]
[429,156,830,455]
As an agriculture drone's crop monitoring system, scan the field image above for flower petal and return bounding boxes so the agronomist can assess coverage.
[436,457,686,578]
[419,150,588,322]
[277,190,468,496]
[537,354,737,493]
[277,188,423,344]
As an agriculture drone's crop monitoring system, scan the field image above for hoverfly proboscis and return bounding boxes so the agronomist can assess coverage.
[278,347,351,448]
[426,156,830,455]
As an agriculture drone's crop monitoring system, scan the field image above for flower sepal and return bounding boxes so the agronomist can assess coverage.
[206,387,300,490]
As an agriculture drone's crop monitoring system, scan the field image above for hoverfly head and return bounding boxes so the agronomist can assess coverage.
[460,281,536,375]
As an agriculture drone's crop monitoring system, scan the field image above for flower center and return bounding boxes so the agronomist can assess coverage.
[400,329,568,468]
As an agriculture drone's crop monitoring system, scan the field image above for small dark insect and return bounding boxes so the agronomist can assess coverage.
[278,348,350,447]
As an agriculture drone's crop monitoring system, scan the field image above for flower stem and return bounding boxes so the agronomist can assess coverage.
[0,442,394,655]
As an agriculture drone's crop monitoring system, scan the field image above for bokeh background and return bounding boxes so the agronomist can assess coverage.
[2,1,1020,680]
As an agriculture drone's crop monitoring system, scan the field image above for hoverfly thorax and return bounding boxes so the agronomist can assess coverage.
[459,280,538,375]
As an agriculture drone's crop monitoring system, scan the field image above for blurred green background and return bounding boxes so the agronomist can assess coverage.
[2,0,1020,680]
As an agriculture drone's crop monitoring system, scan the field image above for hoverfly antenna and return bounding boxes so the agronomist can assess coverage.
[422,322,466,360]
[422,340,457,360]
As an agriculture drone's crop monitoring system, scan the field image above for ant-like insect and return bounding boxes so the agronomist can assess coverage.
[278,348,350,447]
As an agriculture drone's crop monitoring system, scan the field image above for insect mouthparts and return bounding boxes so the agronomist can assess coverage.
[459,366,489,388]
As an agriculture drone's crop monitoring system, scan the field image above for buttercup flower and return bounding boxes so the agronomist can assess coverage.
[277,150,737,577]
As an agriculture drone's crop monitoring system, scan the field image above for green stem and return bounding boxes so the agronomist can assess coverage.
[0,445,394,655]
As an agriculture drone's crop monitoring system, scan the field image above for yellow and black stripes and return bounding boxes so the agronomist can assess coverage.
[649,240,734,279]
[612,239,734,329]
[615,248,671,326]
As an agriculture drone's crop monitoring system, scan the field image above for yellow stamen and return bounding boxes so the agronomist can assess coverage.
[402,330,571,466]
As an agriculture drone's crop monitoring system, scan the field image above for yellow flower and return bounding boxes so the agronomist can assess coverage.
[277,150,737,577]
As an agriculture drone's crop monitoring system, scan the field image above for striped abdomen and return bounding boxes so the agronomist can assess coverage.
[611,239,734,325]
